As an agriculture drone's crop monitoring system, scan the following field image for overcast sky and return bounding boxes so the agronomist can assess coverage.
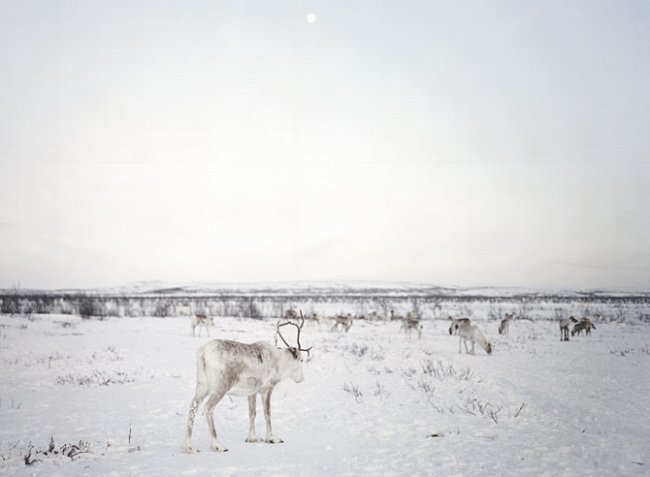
[1,0,649,290]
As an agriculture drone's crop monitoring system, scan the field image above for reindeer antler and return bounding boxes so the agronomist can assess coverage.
[296,311,312,355]
[275,319,293,348]
[275,310,312,356]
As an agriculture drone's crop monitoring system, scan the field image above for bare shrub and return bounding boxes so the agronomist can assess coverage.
[420,359,476,381]
[24,437,91,465]
[56,370,134,386]
[415,378,434,395]
[343,382,363,403]
[374,381,390,399]
[514,402,527,418]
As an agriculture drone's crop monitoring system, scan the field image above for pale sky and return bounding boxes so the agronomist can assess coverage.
[1,0,649,290]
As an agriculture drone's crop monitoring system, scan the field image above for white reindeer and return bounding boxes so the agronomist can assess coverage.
[560,316,578,341]
[331,314,353,333]
[498,313,515,335]
[191,314,215,337]
[448,316,471,335]
[458,323,492,355]
[183,315,311,453]
[400,317,423,340]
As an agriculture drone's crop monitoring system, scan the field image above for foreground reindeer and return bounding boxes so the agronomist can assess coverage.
[449,317,471,335]
[458,324,492,355]
[191,314,215,337]
[560,316,578,341]
[498,313,515,335]
[183,315,311,453]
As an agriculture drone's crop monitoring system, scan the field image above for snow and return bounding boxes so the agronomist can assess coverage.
[1,313,649,476]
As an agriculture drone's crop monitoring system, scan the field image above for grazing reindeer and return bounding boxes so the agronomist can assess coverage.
[449,316,471,335]
[331,314,353,333]
[183,314,311,453]
[498,313,515,335]
[560,316,578,341]
[191,314,215,337]
[583,318,596,336]
[400,318,423,340]
[458,324,492,355]
[572,318,596,337]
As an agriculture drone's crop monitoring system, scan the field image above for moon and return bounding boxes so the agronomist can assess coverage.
[306,13,316,24]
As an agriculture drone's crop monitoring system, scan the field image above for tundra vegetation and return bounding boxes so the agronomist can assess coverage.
[0,292,648,475]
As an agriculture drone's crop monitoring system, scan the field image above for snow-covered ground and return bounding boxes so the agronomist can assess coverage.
[1,313,648,476]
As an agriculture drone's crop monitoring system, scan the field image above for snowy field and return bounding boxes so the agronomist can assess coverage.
[1,313,649,476]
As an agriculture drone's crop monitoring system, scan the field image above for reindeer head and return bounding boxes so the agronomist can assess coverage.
[275,311,312,383]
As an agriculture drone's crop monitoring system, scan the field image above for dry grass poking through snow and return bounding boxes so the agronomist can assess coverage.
[0,314,648,476]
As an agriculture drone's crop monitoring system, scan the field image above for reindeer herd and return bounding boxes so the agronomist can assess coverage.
[183,307,598,454]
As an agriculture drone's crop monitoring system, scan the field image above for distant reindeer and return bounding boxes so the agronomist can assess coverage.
[498,313,515,335]
[305,312,319,322]
[572,318,596,337]
[366,311,388,321]
[389,310,403,321]
[449,316,471,335]
[400,317,423,340]
[458,324,492,355]
[331,314,353,333]
[284,309,299,320]
[583,318,596,335]
[183,314,311,453]
[191,314,215,337]
[560,316,578,341]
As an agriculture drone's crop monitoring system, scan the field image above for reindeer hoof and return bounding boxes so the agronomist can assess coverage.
[182,446,198,454]
[245,437,262,443]
[265,437,284,444]
[210,445,228,452]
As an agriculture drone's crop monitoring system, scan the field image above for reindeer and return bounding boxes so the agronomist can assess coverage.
[191,314,215,337]
[560,316,578,341]
[458,324,492,355]
[448,316,471,335]
[400,317,423,340]
[498,313,515,335]
[572,318,596,337]
[366,311,388,321]
[284,309,299,320]
[582,318,596,336]
[331,314,353,333]
[389,310,402,321]
[183,314,311,453]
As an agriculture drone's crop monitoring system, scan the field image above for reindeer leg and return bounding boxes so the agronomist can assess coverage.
[462,338,469,354]
[183,382,209,453]
[204,387,230,452]
[245,394,262,443]
[261,387,283,444]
